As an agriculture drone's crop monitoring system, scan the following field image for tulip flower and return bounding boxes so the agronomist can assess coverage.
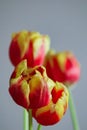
[9,30,50,67]
[33,82,69,126]
[44,50,80,86]
[9,59,54,110]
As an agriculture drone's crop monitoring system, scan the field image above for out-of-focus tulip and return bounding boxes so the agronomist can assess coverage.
[9,60,54,110]
[33,82,69,125]
[44,50,80,86]
[9,30,50,67]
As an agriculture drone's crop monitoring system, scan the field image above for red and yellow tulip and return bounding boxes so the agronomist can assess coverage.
[9,60,53,109]
[33,82,69,125]
[44,50,80,86]
[9,30,50,67]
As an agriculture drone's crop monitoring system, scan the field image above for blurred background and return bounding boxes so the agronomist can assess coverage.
[0,0,87,130]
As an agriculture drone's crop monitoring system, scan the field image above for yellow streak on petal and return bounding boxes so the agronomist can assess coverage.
[29,74,42,92]
[55,82,69,119]
[32,37,42,58]
[46,78,55,92]
[43,35,50,54]
[31,34,50,58]
[57,52,67,72]
[21,80,30,106]
[17,30,29,58]
[55,82,64,91]
[30,31,41,39]
[10,76,22,85]
[15,60,27,77]
[35,101,53,117]
[55,99,64,118]
[21,80,30,95]
[10,60,28,86]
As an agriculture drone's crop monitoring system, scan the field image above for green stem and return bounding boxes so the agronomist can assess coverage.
[68,88,80,130]
[37,124,42,130]
[23,109,28,130]
[29,109,33,130]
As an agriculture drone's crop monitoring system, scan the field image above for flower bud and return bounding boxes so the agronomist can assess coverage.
[9,30,50,67]
[9,60,53,109]
[32,82,69,125]
[44,50,80,86]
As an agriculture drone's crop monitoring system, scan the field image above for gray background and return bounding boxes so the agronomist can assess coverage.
[0,0,87,130]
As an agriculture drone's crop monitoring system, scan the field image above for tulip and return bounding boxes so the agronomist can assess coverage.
[44,50,80,86]
[9,60,54,110]
[33,82,69,126]
[9,30,50,67]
